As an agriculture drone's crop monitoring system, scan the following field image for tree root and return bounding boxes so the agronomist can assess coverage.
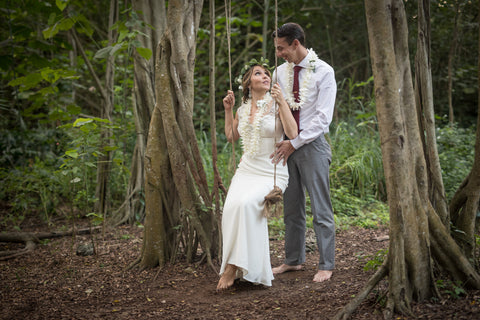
[0,227,100,261]
[333,260,388,320]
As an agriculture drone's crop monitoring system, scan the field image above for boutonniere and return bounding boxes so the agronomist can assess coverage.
[309,59,316,73]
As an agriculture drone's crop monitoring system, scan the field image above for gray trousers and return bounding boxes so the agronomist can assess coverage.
[283,134,335,270]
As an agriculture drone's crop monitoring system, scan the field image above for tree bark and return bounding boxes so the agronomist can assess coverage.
[449,1,480,261]
[414,0,449,224]
[112,0,166,225]
[261,0,270,58]
[209,0,226,261]
[447,1,463,124]
[0,227,99,260]
[94,0,118,221]
[368,0,434,310]
[336,1,480,318]
[134,0,219,271]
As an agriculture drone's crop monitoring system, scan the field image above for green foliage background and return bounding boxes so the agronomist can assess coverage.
[0,0,477,230]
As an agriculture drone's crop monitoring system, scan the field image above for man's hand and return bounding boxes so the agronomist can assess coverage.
[270,140,295,166]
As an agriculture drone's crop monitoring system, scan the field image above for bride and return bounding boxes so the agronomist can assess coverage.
[217,62,298,291]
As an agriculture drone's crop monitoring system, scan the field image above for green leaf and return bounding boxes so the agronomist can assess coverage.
[103,145,119,152]
[91,117,111,124]
[136,47,152,61]
[117,30,129,43]
[48,13,57,26]
[38,86,58,95]
[94,46,113,60]
[65,149,79,158]
[355,112,376,120]
[56,0,68,11]
[58,17,75,31]
[110,43,125,56]
[75,14,94,37]
[66,104,82,115]
[40,68,59,83]
[80,123,96,133]
[8,73,43,91]
[73,118,93,127]
[43,25,58,39]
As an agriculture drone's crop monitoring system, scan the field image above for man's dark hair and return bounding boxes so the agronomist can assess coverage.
[272,22,305,46]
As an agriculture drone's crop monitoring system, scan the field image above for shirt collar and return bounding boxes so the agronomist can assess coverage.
[295,49,310,68]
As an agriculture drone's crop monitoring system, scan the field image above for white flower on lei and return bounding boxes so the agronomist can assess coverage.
[238,92,272,157]
[284,49,320,111]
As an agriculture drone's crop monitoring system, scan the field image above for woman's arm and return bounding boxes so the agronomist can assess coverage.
[223,90,240,143]
[271,84,298,139]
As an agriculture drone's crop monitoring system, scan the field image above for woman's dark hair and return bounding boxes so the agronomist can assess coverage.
[272,22,305,46]
[241,65,272,103]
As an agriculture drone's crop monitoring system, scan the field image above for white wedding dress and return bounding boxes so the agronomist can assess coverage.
[219,99,289,287]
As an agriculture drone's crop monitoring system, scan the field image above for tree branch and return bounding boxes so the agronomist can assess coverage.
[0,227,100,261]
[334,260,389,320]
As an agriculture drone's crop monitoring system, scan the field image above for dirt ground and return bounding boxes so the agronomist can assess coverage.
[1,219,479,320]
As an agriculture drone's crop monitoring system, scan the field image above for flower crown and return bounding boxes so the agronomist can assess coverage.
[235,57,274,89]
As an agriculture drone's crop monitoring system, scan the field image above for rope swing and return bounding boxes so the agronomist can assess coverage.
[261,0,283,218]
[225,0,236,169]
[224,0,282,218]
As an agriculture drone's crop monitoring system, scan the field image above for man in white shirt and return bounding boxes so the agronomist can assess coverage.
[271,22,336,282]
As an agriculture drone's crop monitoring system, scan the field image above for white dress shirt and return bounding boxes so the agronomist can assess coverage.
[274,51,336,150]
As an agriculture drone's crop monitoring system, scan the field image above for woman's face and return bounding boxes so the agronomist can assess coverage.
[248,66,271,92]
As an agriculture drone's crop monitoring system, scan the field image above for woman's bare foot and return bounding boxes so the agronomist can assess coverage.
[272,264,302,275]
[313,270,332,282]
[216,264,237,292]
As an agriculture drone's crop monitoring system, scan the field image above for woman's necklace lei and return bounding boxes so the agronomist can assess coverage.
[284,49,320,111]
[238,92,272,156]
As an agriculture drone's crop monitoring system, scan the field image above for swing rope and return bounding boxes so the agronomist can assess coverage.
[261,0,283,218]
[273,0,278,188]
[224,0,282,217]
[225,0,236,169]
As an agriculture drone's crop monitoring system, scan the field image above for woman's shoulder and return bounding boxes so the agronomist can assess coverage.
[237,101,247,112]
[236,102,248,119]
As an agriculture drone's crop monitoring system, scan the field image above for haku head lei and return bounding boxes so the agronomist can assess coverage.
[236,57,274,103]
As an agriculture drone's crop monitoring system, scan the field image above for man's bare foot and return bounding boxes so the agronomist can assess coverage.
[313,270,332,282]
[272,264,302,275]
[216,264,237,292]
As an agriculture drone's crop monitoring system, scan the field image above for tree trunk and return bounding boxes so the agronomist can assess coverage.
[447,1,463,124]
[335,1,480,318]
[133,0,219,271]
[414,0,449,224]
[370,0,436,313]
[261,0,270,58]
[94,0,118,219]
[209,0,226,261]
[449,1,480,262]
[112,0,166,225]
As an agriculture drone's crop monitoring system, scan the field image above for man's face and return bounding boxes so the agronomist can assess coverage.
[275,37,298,64]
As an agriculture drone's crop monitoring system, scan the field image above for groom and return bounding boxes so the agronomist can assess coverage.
[271,23,336,282]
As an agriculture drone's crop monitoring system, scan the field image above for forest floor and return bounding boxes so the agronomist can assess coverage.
[1,217,479,320]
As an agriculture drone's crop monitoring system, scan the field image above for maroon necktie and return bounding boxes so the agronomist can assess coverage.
[292,65,302,133]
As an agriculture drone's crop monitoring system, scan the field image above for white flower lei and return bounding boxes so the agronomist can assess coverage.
[284,49,320,111]
[238,92,272,157]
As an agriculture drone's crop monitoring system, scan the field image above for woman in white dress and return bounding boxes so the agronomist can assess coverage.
[216,63,298,291]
